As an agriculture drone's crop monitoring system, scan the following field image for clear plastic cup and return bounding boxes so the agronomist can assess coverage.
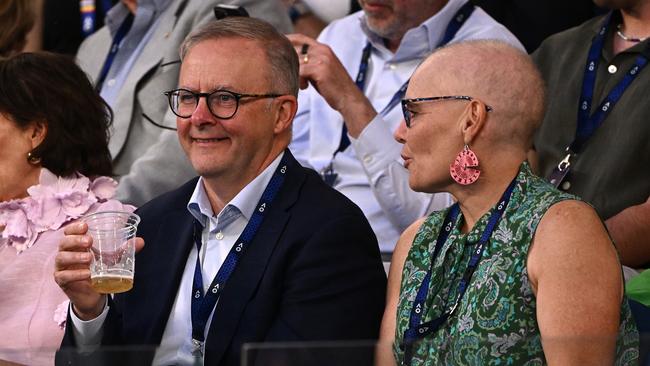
[83,211,140,294]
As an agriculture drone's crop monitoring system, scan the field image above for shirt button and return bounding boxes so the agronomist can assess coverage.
[608,65,617,74]
[388,63,397,70]
[215,232,224,240]
[106,79,116,87]
[363,156,373,164]
[561,181,571,191]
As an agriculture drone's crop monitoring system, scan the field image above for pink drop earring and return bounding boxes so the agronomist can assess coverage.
[449,144,480,185]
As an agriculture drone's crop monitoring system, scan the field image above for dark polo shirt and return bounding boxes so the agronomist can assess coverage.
[532,11,650,220]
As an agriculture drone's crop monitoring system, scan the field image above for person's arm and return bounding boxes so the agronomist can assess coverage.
[54,222,108,321]
[286,33,377,138]
[352,117,455,229]
[67,297,110,349]
[605,196,650,268]
[376,218,423,366]
[55,222,145,346]
[527,200,623,365]
[286,33,453,230]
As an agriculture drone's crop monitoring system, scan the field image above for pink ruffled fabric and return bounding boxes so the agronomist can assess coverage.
[0,169,134,364]
[0,169,123,254]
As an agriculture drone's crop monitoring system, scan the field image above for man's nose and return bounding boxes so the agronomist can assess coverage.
[190,97,214,125]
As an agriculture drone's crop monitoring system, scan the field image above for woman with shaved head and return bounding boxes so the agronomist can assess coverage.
[379,40,638,365]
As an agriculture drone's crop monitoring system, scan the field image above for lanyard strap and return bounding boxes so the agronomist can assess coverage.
[548,12,649,187]
[190,153,290,355]
[401,175,518,365]
[334,1,476,155]
[96,12,134,91]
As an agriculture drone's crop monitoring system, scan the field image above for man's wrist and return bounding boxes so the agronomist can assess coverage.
[340,93,378,138]
[72,295,107,321]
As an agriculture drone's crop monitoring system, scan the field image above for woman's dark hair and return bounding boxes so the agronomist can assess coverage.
[0,52,113,177]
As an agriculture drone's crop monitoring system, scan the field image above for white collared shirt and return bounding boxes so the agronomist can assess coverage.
[70,152,285,365]
[289,0,524,251]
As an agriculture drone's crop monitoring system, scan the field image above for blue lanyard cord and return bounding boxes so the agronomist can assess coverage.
[334,2,476,155]
[548,12,649,187]
[401,175,518,365]
[95,12,134,91]
[573,12,649,154]
[190,154,290,349]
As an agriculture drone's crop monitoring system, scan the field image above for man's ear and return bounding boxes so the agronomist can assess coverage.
[273,95,298,135]
[459,100,488,145]
[29,120,48,149]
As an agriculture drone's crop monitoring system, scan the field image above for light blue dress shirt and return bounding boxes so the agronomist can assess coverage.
[99,0,171,107]
[70,152,285,366]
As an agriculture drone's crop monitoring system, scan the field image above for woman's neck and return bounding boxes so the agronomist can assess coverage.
[0,167,40,202]
[451,163,521,233]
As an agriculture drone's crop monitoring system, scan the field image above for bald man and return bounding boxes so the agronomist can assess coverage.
[378,40,639,365]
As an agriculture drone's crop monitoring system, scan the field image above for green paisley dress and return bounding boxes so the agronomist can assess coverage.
[394,163,639,365]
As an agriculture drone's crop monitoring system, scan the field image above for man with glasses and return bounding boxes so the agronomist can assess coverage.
[76,0,292,207]
[286,0,524,254]
[56,18,386,366]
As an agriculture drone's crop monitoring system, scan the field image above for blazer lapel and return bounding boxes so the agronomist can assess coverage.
[204,152,306,365]
[130,207,195,343]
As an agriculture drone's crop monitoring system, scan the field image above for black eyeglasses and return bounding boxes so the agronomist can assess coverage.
[401,95,493,128]
[164,88,283,119]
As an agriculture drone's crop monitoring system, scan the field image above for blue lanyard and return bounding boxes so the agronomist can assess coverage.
[548,12,649,188]
[334,1,476,155]
[95,12,134,91]
[321,2,475,186]
[80,0,115,37]
[189,153,290,357]
[401,175,518,366]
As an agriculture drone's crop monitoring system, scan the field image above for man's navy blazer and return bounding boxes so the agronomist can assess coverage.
[60,151,387,365]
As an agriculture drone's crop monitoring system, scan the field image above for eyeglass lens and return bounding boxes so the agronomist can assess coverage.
[171,90,240,119]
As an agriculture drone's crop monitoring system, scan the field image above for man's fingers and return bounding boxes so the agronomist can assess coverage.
[55,251,93,270]
[286,33,318,47]
[54,268,92,287]
[58,234,92,252]
[64,221,88,235]
[135,237,145,253]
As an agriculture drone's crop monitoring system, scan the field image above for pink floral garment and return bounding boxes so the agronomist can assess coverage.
[0,169,134,365]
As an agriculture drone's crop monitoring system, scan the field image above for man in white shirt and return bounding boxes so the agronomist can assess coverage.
[288,0,524,252]
[54,17,386,366]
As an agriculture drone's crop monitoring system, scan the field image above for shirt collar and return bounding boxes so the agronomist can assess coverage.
[187,151,286,227]
[359,0,470,60]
